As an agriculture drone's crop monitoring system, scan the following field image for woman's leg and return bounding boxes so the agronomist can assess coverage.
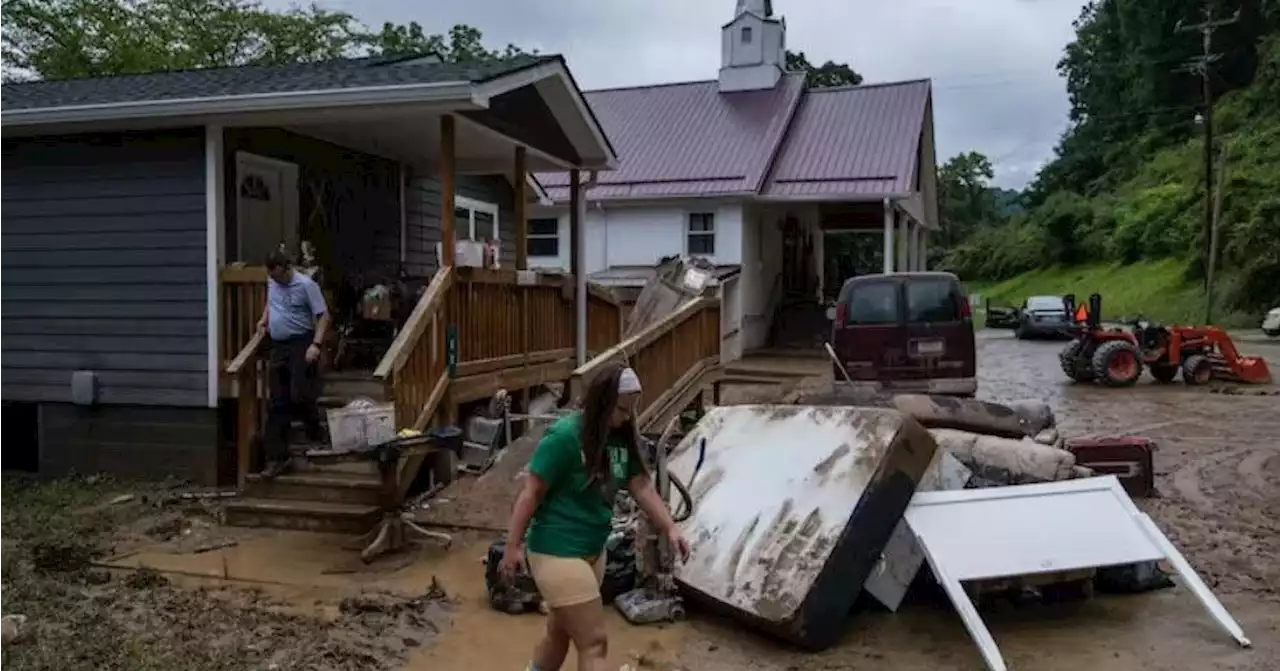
[531,610,570,670]
[552,599,609,671]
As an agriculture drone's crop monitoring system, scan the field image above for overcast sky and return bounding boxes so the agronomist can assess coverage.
[296,0,1087,189]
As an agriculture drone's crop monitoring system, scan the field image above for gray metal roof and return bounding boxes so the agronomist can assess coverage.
[537,76,930,203]
[539,74,805,201]
[1,54,556,111]
[762,79,930,198]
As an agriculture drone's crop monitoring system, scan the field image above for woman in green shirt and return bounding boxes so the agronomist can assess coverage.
[500,362,690,671]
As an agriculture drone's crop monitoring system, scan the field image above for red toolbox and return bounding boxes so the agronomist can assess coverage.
[1064,436,1157,498]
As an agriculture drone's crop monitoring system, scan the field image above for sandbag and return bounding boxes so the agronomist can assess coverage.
[1006,399,1057,436]
[1033,428,1060,446]
[894,394,1025,439]
[929,428,1077,485]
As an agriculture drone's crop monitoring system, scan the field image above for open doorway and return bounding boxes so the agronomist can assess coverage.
[235,151,300,264]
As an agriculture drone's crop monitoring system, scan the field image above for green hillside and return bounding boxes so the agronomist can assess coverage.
[935,2,1280,323]
[965,259,1259,328]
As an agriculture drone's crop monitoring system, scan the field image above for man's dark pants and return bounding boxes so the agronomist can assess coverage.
[265,333,323,464]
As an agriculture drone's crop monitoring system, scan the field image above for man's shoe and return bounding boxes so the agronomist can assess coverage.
[260,460,289,479]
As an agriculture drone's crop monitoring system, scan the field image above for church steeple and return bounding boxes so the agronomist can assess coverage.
[719,0,786,92]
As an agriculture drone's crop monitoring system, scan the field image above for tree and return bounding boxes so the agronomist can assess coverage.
[936,151,1002,248]
[0,0,526,82]
[364,23,531,61]
[785,49,862,88]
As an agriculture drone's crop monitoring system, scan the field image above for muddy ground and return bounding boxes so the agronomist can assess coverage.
[4,330,1279,670]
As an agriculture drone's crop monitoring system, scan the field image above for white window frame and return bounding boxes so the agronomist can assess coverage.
[686,211,716,256]
[527,216,560,258]
[454,195,500,242]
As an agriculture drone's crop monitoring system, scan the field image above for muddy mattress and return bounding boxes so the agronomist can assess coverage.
[665,404,938,649]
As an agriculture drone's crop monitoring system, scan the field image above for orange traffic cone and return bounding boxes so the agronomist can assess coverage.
[1075,303,1089,323]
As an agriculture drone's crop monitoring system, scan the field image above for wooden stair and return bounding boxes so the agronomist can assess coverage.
[226,369,389,535]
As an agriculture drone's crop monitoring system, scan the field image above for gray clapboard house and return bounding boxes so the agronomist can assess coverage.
[1,54,614,483]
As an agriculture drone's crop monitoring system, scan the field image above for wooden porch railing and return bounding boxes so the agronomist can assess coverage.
[373,266,454,431]
[570,297,722,433]
[219,266,269,372]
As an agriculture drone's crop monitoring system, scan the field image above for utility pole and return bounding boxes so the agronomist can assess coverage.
[1206,140,1229,325]
[1176,5,1238,312]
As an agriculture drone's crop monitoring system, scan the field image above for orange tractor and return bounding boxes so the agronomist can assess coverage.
[1059,293,1273,387]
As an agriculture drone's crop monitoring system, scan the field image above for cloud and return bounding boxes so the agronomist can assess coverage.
[279,0,1089,189]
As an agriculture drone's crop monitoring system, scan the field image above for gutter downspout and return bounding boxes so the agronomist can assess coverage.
[576,170,599,366]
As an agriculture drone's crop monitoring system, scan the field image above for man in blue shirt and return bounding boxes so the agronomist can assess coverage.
[257,251,331,477]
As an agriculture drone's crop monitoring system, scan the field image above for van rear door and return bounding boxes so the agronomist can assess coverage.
[831,277,903,381]
[902,276,975,381]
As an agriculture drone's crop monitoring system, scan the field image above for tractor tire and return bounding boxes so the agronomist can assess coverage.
[1092,340,1143,387]
[1149,364,1179,383]
[1059,340,1094,382]
[1181,354,1213,385]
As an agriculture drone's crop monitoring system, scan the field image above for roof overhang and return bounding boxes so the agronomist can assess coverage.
[1,58,617,171]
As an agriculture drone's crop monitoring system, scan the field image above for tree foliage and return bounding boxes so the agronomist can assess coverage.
[785,50,862,88]
[0,0,526,82]
[943,0,1280,315]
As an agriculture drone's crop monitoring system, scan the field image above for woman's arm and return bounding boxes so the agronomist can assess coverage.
[628,474,691,561]
[506,472,550,548]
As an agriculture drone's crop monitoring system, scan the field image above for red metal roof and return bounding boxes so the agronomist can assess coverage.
[762,79,930,198]
[539,74,805,201]
[538,77,931,203]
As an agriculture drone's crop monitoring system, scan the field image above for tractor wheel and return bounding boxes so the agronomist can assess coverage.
[1091,340,1143,387]
[1181,354,1213,385]
[1059,340,1095,382]
[1149,364,1179,383]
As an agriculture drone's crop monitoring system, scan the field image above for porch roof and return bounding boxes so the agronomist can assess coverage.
[1,54,616,171]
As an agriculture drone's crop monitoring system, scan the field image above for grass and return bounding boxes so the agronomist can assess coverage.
[962,259,1257,328]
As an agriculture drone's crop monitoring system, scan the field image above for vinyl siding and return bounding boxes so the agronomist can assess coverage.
[2,129,209,407]
[403,172,516,278]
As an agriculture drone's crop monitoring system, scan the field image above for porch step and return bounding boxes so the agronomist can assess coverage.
[224,497,380,534]
[323,370,387,403]
[243,470,382,506]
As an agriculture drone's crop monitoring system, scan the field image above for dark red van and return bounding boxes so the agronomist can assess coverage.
[829,272,976,396]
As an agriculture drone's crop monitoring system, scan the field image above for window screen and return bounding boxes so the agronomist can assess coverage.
[846,282,899,326]
[905,278,960,322]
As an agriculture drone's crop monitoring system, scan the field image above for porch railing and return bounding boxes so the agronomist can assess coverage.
[373,266,454,430]
[570,296,722,432]
[219,266,268,372]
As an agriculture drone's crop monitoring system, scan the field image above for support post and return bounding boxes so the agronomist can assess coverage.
[910,224,922,271]
[897,215,910,273]
[919,229,929,271]
[570,171,586,366]
[514,146,528,270]
[882,198,894,274]
[440,115,456,268]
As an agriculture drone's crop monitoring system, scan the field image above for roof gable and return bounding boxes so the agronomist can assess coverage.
[538,74,803,200]
[762,79,931,198]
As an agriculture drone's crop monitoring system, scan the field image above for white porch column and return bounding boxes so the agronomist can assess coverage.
[882,198,894,274]
[897,215,910,273]
[919,229,929,270]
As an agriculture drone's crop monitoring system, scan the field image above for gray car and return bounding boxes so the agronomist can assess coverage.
[1014,295,1071,339]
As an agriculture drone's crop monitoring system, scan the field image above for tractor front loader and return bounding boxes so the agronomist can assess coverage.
[1058,294,1272,387]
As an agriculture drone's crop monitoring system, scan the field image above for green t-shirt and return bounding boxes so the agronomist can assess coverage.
[525,412,644,557]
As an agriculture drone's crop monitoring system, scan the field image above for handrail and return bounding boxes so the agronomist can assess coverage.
[225,331,265,375]
[374,266,453,380]
[570,296,717,400]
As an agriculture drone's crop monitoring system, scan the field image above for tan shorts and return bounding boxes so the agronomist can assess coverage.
[527,552,606,608]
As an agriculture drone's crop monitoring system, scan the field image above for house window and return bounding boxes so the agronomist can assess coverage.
[454,195,499,242]
[527,218,559,257]
[741,26,753,44]
[687,212,716,256]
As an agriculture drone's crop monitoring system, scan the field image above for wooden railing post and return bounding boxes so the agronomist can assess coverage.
[514,146,528,271]
[440,114,456,268]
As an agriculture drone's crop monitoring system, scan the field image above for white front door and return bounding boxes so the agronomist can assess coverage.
[236,151,299,263]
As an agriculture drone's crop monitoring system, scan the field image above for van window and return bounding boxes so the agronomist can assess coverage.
[846,282,899,325]
[906,278,960,323]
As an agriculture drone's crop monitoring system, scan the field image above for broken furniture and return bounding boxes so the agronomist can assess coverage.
[905,476,1251,671]
[664,404,938,649]
[1063,435,1157,498]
